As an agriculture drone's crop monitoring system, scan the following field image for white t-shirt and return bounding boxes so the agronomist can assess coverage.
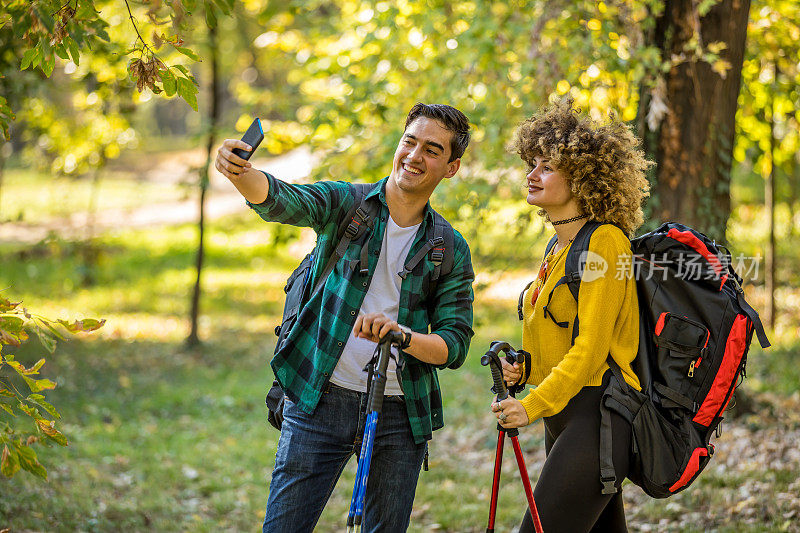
[330,215,421,395]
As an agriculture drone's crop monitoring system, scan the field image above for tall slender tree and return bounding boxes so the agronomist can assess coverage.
[187,19,220,347]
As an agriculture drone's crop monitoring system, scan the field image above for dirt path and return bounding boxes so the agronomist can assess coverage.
[0,146,315,244]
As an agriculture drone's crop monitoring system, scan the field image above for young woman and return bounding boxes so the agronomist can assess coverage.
[491,97,651,532]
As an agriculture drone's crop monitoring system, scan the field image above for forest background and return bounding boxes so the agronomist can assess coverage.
[1,0,800,531]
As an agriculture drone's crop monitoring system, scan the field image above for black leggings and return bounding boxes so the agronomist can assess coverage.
[519,372,631,533]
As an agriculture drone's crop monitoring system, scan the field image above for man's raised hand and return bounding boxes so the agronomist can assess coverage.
[215,138,253,181]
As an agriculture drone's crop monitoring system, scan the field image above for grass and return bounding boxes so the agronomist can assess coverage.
[0,167,188,225]
[2,193,800,531]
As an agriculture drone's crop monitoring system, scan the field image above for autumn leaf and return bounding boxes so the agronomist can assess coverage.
[712,59,732,79]
[22,375,57,393]
[14,444,47,479]
[36,419,68,446]
[0,297,20,312]
[1,445,20,478]
[57,318,106,333]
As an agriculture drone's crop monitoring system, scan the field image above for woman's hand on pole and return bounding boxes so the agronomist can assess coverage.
[501,359,523,386]
[490,397,530,428]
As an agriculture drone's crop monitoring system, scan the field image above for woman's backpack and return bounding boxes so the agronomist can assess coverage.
[520,221,770,497]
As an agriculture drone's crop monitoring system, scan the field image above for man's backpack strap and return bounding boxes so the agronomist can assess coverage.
[309,183,380,299]
[397,210,454,283]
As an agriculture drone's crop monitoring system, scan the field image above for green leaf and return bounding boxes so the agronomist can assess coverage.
[22,376,57,393]
[173,65,196,83]
[27,395,59,419]
[96,28,110,42]
[34,327,56,353]
[177,76,198,111]
[77,1,98,18]
[205,4,218,29]
[0,404,14,416]
[15,444,47,479]
[40,319,67,341]
[18,402,39,419]
[161,68,177,97]
[0,316,25,334]
[175,46,202,62]
[42,52,55,77]
[21,48,37,70]
[78,318,105,332]
[55,43,70,61]
[67,37,80,65]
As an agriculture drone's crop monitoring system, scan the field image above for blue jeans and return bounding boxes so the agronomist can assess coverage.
[263,383,426,533]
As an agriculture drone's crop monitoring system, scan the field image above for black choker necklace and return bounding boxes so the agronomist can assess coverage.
[551,214,589,226]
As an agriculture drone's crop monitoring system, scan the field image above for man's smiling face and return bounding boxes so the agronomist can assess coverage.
[389,116,460,198]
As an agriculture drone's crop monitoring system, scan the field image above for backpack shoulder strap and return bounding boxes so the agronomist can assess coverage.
[431,210,455,279]
[310,182,381,297]
[517,234,559,321]
[541,221,605,344]
[397,209,455,281]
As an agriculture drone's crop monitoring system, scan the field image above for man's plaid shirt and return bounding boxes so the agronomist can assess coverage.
[248,173,475,443]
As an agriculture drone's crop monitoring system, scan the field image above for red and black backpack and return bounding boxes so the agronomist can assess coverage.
[520,221,771,498]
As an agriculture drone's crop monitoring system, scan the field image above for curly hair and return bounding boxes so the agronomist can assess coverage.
[512,97,652,236]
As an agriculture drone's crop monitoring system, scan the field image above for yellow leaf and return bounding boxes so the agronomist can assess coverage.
[712,59,731,79]
[37,419,68,446]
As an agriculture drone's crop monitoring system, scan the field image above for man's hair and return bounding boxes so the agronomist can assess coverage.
[512,96,652,236]
[404,103,470,162]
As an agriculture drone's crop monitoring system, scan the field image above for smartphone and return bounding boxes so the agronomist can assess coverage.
[231,118,264,161]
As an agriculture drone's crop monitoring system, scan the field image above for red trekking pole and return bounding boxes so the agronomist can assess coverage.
[482,341,544,533]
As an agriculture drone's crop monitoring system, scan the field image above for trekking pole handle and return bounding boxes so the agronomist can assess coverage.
[481,341,524,402]
[367,331,403,412]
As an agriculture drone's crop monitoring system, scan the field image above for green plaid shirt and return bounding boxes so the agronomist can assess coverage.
[248,173,474,443]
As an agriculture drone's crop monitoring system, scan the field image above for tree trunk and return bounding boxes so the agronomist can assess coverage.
[0,148,5,221]
[644,0,751,239]
[187,22,220,347]
[764,64,776,329]
[80,166,104,287]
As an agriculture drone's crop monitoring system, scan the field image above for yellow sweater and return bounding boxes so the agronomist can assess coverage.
[520,224,641,422]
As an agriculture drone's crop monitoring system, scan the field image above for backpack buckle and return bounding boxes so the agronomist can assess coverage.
[354,206,369,223]
[344,220,360,239]
[601,477,618,495]
[429,237,445,263]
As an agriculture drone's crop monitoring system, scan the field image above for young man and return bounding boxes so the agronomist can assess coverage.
[214,103,475,532]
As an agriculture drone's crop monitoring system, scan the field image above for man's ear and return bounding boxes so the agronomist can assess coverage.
[444,158,461,179]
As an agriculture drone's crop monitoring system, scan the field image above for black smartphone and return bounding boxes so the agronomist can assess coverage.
[231,118,264,161]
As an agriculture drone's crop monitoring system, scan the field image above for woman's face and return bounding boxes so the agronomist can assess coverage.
[525,156,574,211]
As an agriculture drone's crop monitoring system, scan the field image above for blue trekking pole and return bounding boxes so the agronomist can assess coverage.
[346,330,404,533]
